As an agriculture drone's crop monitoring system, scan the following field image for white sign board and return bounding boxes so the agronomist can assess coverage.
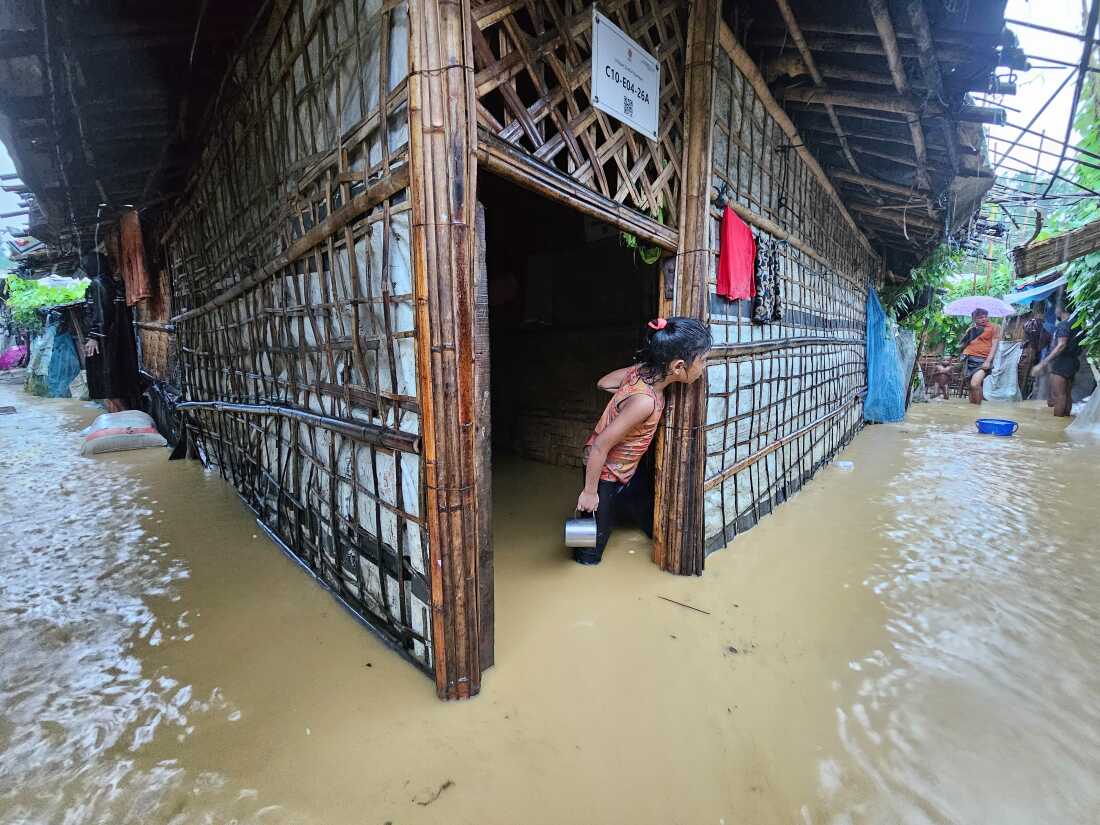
[590,10,660,141]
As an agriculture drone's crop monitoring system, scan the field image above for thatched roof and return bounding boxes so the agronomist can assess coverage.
[1,0,1012,279]
[1013,218,1100,277]
[728,0,1010,275]
[0,1,263,244]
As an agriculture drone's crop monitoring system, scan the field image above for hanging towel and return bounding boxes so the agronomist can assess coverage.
[119,209,152,306]
[716,206,756,300]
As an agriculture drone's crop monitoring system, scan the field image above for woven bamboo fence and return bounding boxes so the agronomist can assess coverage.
[701,26,877,553]
[161,0,435,671]
[470,0,686,249]
[1013,218,1100,277]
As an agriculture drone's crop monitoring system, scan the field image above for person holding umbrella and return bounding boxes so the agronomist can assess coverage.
[959,308,1001,405]
[942,296,1015,406]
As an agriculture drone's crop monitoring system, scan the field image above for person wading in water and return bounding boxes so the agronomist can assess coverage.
[959,308,1001,405]
[574,316,712,566]
[1031,302,1084,417]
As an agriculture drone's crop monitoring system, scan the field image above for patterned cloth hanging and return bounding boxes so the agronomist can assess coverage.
[751,234,783,324]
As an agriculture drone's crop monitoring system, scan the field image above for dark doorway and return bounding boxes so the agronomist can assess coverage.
[476,171,660,566]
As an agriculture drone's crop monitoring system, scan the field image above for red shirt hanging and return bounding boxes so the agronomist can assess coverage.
[716,205,756,301]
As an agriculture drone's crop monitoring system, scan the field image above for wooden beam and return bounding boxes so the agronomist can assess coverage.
[476,130,677,251]
[752,33,972,63]
[848,201,941,231]
[719,24,876,257]
[408,0,482,700]
[653,0,720,577]
[868,0,929,190]
[827,167,930,199]
[780,87,1005,124]
[907,0,961,174]
[772,0,864,177]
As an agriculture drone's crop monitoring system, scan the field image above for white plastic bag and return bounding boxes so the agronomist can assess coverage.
[80,410,167,456]
[69,370,88,400]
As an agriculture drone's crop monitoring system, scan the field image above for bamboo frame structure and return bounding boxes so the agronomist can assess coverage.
[703,25,877,551]
[164,0,437,675]
[408,0,483,700]
[651,0,720,576]
[469,0,687,231]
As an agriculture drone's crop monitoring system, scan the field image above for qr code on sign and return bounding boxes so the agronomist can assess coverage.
[623,96,633,116]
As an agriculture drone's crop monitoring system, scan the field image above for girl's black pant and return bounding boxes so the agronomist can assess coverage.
[574,469,654,565]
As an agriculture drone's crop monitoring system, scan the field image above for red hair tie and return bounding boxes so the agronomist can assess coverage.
[648,318,668,331]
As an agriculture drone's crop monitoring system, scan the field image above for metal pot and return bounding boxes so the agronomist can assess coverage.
[564,512,598,548]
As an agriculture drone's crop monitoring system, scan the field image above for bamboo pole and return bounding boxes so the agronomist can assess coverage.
[652,0,720,577]
[867,0,930,191]
[177,400,422,452]
[702,390,866,491]
[779,87,1005,123]
[772,0,864,177]
[827,167,929,199]
[408,0,482,700]
[906,0,960,173]
[719,23,877,258]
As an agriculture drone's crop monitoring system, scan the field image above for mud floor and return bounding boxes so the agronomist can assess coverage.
[2,380,1099,825]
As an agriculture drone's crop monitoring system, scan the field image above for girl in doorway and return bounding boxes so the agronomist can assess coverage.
[574,316,712,565]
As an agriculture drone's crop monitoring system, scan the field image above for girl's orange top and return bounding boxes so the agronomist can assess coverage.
[585,368,665,484]
[963,323,998,358]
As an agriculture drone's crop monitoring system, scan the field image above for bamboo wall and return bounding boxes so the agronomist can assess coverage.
[162,0,434,670]
[702,32,876,553]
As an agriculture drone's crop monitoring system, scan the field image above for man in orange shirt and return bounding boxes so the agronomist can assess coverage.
[959,308,1000,405]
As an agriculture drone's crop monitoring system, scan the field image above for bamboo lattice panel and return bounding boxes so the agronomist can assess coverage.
[703,39,874,551]
[164,0,433,669]
[470,0,686,224]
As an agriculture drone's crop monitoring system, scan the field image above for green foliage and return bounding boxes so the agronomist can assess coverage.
[4,276,86,332]
[879,243,963,315]
[620,202,666,266]
[882,243,1017,356]
[1039,58,1100,359]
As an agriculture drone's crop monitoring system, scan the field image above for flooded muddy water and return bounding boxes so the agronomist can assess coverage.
[2,381,1099,825]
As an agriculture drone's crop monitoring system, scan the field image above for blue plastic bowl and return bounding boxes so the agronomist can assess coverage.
[976,418,1019,437]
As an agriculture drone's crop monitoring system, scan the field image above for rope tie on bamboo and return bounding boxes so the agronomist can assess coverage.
[410,63,474,76]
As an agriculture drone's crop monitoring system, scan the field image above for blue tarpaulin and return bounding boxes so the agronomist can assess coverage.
[1003,274,1067,307]
[864,287,906,423]
[46,331,81,397]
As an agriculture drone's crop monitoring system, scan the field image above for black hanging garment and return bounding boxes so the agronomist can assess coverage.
[83,253,141,402]
[751,236,783,324]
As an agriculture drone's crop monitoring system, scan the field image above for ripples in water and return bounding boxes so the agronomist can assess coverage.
[819,410,1100,824]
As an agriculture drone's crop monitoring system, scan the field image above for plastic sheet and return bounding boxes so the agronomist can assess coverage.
[25,324,57,397]
[864,288,906,423]
[982,340,1024,402]
[1067,391,1100,437]
[46,332,82,398]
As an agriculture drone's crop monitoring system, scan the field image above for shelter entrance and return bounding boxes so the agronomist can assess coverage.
[475,170,661,593]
